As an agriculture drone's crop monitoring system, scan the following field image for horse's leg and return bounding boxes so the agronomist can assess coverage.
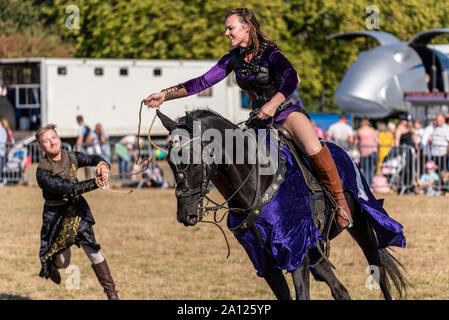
[262,268,291,300]
[309,251,351,300]
[290,254,310,300]
[345,193,392,300]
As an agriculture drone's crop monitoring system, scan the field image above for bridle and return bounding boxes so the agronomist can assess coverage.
[171,126,261,212]
[173,158,212,211]
[169,123,272,259]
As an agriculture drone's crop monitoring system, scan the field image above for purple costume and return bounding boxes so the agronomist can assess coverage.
[182,42,304,124]
[181,43,406,276]
[229,140,406,276]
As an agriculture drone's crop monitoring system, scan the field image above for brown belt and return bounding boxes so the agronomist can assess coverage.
[45,199,69,206]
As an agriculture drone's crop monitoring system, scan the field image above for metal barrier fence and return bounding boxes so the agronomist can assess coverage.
[0,142,72,184]
[1,140,449,195]
[346,142,449,195]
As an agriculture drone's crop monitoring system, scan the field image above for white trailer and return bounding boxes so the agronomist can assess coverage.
[0,57,251,138]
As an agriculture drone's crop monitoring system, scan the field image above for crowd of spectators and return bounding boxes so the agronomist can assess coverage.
[3,110,449,194]
[69,111,449,194]
[314,111,449,195]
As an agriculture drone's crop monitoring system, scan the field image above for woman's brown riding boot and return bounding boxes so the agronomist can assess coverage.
[307,143,353,229]
[91,259,119,300]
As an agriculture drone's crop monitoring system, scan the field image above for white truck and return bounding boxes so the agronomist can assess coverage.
[0,57,251,138]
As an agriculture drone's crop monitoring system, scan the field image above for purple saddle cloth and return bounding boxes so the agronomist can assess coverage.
[228,140,406,277]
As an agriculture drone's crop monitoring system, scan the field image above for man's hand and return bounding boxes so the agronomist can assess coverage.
[96,163,110,187]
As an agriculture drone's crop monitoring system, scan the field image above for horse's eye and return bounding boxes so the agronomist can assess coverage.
[177,172,185,180]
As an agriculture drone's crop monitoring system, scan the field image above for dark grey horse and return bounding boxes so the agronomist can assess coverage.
[157,109,409,300]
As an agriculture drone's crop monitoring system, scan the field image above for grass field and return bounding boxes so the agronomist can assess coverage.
[1,173,449,300]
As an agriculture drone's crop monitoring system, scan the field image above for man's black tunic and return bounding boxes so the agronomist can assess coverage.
[36,149,108,278]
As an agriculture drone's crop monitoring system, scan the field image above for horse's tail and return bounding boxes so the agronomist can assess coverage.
[379,248,412,299]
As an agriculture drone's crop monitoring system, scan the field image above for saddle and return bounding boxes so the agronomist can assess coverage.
[228,123,340,267]
[273,124,337,232]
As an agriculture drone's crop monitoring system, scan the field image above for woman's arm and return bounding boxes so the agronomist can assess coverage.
[144,53,232,108]
[182,54,232,96]
[99,132,107,144]
[257,92,287,120]
[394,128,402,146]
[373,128,379,145]
[354,130,360,146]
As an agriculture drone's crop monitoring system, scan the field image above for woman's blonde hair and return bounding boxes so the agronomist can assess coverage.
[225,8,275,55]
[361,117,371,127]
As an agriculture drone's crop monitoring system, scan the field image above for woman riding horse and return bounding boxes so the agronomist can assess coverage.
[144,8,352,229]
[156,108,408,299]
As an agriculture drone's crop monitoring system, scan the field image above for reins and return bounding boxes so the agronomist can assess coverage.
[120,101,266,259]
[198,161,260,259]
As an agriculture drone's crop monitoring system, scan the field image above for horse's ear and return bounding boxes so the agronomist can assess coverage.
[156,109,178,132]
[185,111,194,134]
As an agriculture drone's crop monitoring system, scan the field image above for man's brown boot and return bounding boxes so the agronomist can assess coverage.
[307,143,353,229]
[91,259,119,300]
[49,263,61,285]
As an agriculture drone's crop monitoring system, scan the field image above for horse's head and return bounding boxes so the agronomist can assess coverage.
[157,110,220,226]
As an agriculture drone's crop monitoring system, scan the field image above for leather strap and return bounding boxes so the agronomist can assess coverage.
[45,199,69,206]
[161,84,188,101]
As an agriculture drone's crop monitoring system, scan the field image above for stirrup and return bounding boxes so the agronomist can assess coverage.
[336,205,353,229]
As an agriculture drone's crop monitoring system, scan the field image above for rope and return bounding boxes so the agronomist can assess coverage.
[137,100,168,155]
[98,184,134,194]
[98,100,160,193]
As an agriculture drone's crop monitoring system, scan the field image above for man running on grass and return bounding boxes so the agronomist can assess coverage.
[35,124,119,300]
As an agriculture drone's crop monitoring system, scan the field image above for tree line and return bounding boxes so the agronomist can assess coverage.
[1,0,449,111]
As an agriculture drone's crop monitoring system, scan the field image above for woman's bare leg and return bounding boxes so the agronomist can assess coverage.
[281,111,353,228]
[281,111,322,156]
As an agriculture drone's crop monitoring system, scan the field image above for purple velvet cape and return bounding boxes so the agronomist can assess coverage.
[182,44,300,109]
[228,140,406,277]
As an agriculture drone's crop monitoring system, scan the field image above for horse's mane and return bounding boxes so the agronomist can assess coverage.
[179,109,238,133]
[188,109,222,119]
